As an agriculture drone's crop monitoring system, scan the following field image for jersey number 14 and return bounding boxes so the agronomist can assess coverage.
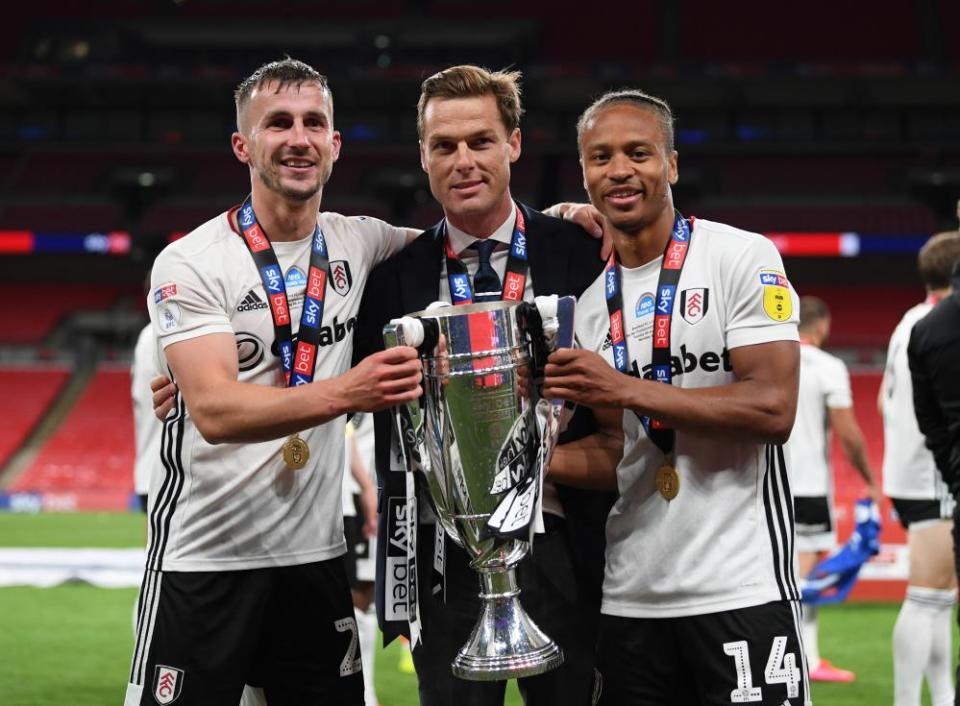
[723,636,801,702]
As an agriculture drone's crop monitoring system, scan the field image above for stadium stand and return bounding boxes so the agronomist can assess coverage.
[0,284,129,344]
[0,366,70,468]
[9,367,135,510]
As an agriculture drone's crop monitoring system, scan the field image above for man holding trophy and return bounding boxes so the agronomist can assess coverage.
[543,91,809,705]
[354,66,614,706]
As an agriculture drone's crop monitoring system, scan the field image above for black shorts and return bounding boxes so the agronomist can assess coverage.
[126,558,364,706]
[596,600,809,706]
[343,512,373,587]
[891,497,954,530]
[793,496,832,535]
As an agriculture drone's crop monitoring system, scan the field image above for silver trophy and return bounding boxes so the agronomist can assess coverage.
[383,296,575,681]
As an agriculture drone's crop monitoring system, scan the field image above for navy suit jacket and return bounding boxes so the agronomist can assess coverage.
[352,201,614,642]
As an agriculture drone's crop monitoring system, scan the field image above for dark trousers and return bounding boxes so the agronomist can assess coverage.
[411,517,600,706]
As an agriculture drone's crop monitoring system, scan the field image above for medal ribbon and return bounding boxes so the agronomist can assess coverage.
[236,195,332,386]
[604,211,693,456]
[443,205,529,305]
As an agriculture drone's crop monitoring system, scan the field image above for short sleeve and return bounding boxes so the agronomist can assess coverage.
[343,215,413,268]
[147,246,234,349]
[723,235,800,350]
[823,356,853,409]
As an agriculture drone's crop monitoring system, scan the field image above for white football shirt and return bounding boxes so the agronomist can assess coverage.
[882,301,951,501]
[576,218,801,618]
[146,208,408,572]
[786,344,852,498]
[131,324,162,497]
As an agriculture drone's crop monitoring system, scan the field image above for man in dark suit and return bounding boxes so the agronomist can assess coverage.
[908,260,960,702]
[352,65,614,706]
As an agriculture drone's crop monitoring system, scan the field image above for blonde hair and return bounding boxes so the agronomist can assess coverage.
[417,65,523,137]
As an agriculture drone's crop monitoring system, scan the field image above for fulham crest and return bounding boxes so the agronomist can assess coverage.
[679,288,709,325]
[153,665,184,704]
[330,260,353,296]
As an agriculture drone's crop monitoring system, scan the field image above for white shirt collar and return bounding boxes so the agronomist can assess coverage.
[445,207,517,258]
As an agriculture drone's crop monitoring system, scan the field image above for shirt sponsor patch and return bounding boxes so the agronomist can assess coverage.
[759,269,793,321]
[153,283,178,304]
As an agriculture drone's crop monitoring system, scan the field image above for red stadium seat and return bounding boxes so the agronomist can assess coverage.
[0,366,70,468]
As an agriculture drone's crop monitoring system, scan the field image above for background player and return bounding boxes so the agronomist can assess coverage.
[543,89,808,705]
[787,295,881,683]
[882,231,960,706]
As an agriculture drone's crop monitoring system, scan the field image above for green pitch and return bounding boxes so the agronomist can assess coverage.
[0,512,953,705]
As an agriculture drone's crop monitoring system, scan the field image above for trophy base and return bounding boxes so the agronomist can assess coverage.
[451,568,565,681]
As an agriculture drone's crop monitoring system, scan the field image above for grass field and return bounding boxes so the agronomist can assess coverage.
[0,513,953,705]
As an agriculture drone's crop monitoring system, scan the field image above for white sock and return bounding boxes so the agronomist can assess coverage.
[356,607,379,706]
[801,603,820,670]
[923,588,956,706]
[893,586,956,706]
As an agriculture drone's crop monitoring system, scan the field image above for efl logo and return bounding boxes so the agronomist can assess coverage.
[153,283,177,304]
[654,314,671,348]
[511,230,528,260]
[664,241,688,269]
[450,273,471,302]
[244,223,270,252]
[261,264,283,294]
[153,665,184,705]
[269,293,290,325]
[293,342,316,376]
[503,272,524,301]
[610,310,624,344]
[307,266,327,299]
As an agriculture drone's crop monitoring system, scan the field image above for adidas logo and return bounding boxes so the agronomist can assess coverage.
[237,290,269,312]
[601,331,612,351]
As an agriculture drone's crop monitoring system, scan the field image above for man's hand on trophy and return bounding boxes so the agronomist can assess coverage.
[543,348,629,409]
[341,346,423,412]
[151,375,178,420]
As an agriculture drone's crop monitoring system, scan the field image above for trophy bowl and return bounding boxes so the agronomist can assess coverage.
[384,299,571,681]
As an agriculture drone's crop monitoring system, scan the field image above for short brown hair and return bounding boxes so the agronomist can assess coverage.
[417,65,523,138]
[917,231,960,289]
[799,296,830,330]
[577,89,675,154]
[234,58,332,130]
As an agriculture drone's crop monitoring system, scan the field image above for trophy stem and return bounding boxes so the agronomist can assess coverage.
[451,565,564,681]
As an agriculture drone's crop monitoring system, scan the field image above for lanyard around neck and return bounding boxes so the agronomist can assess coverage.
[604,212,693,455]
[236,195,332,386]
[443,205,529,305]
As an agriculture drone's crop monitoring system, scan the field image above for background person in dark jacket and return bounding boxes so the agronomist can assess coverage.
[908,260,960,704]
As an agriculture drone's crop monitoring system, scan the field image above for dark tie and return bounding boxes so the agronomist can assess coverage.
[469,240,502,302]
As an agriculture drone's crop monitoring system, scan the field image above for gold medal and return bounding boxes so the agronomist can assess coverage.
[282,434,310,470]
[655,463,680,501]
